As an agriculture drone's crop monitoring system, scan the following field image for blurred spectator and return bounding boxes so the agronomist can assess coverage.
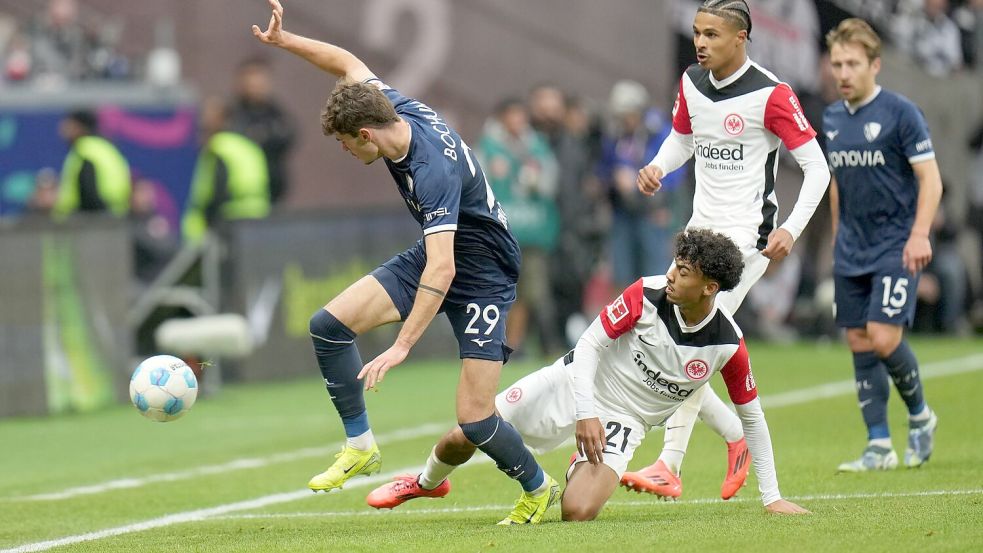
[953,0,982,68]
[4,0,131,85]
[130,177,178,285]
[3,32,31,82]
[478,97,562,356]
[53,109,131,219]
[228,56,297,204]
[597,80,685,289]
[747,0,822,95]
[24,168,59,218]
[27,0,90,83]
[182,97,270,243]
[527,84,604,347]
[894,0,964,76]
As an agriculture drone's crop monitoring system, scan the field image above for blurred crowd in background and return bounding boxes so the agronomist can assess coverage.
[1,0,981,359]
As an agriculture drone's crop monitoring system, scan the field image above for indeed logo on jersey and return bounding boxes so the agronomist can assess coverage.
[633,351,694,399]
[829,149,886,168]
[695,141,745,172]
[695,141,744,161]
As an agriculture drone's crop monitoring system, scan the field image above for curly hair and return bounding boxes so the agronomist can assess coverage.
[673,228,744,292]
[321,81,400,137]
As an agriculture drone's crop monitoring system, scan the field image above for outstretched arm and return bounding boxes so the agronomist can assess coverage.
[720,340,809,514]
[252,0,375,83]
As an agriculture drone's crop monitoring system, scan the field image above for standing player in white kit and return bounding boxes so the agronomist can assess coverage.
[624,0,831,499]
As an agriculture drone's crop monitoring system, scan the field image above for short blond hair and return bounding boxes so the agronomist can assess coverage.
[826,18,881,61]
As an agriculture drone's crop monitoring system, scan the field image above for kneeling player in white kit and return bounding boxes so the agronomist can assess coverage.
[367,229,809,520]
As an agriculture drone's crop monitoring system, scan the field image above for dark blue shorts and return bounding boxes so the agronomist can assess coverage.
[371,243,516,362]
[834,269,920,328]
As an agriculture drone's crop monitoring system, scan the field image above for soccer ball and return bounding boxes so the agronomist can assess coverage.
[129,355,198,422]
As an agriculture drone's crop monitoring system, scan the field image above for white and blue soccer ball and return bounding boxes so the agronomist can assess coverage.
[129,355,198,422]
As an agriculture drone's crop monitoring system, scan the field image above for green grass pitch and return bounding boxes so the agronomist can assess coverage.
[1,337,981,552]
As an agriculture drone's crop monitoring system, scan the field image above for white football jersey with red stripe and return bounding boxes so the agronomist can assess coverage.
[592,276,756,428]
[673,58,816,250]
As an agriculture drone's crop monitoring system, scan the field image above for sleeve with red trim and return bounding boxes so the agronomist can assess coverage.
[599,279,645,339]
[649,77,696,176]
[671,77,692,135]
[719,339,758,405]
[764,83,817,151]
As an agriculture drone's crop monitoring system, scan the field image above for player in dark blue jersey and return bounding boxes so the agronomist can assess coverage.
[253,0,559,523]
[823,19,942,472]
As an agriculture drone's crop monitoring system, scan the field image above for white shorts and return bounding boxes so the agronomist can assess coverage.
[666,244,769,314]
[495,357,646,477]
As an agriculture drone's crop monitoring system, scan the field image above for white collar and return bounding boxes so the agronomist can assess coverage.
[845,86,882,115]
[709,57,753,89]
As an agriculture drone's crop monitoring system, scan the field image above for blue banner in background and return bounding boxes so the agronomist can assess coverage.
[0,106,199,230]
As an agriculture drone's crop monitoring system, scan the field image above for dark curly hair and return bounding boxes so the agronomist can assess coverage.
[321,81,399,137]
[673,228,744,292]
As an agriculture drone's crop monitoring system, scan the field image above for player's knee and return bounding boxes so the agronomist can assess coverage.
[868,330,901,358]
[844,329,870,352]
[458,415,497,446]
[560,497,600,522]
[309,309,356,349]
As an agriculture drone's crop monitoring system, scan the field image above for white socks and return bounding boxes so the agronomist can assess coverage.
[418,447,456,490]
[658,386,706,474]
[868,437,892,449]
[346,429,375,451]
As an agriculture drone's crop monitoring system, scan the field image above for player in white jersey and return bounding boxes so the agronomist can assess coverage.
[366,229,809,520]
[626,0,830,499]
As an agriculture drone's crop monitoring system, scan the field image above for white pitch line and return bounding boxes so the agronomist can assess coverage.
[14,352,983,503]
[4,351,982,552]
[209,488,983,520]
[0,466,417,553]
[760,352,983,408]
[15,422,452,502]
[13,352,983,502]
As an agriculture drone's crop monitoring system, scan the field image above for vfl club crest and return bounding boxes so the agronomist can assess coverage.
[863,122,881,142]
[685,359,709,380]
[724,113,745,136]
[505,387,523,403]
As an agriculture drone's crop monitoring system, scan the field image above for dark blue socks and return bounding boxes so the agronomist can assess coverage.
[880,341,926,416]
[853,351,890,440]
[460,414,545,492]
[309,309,369,437]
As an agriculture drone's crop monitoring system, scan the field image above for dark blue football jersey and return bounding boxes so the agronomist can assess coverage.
[823,88,935,276]
[367,79,521,285]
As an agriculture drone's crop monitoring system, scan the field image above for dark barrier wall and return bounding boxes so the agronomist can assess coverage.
[0,218,133,417]
[223,210,458,382]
